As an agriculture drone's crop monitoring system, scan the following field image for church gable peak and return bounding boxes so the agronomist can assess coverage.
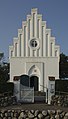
[9,8,60,58]
[31,8,38,13]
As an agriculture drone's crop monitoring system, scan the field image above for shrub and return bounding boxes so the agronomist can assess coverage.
[0,82,14,96]
[55,80,68,95]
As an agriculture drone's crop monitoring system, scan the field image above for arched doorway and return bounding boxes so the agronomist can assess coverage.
[20,75,29,87]
[30,76,39,91]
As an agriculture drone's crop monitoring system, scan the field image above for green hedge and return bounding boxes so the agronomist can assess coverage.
[55,80,68,95]
[0,82,14,96]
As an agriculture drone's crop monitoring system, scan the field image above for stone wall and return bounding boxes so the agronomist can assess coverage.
[0,96,16,107]
[51,95,68,107]
[0,109,68,119]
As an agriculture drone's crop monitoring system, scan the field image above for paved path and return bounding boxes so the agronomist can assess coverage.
[0,103,68,111]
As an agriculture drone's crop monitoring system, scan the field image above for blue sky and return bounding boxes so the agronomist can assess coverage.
[0,0,68,61]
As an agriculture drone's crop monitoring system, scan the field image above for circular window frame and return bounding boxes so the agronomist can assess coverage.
[28,38,40,50]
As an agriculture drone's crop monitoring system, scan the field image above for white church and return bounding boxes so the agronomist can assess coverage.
[9,8,60,104]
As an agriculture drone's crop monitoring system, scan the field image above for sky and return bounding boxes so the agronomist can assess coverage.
[0,0,68,61]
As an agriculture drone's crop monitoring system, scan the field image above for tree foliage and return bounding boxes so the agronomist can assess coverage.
[0,52,4,61]
[0,53,9,83]
[59,53,68,78]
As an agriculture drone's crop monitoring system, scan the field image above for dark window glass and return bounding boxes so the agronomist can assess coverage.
[30,39,37,47]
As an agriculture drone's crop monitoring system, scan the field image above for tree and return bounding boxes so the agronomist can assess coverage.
[59,53,68,78]
[0,53,9,83]
[0,53,13,95]
[0,52,4,63]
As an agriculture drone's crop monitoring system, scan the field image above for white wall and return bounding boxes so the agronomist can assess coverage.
[10,57,59,91]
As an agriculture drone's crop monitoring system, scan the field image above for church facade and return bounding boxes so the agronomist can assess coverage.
[9,8,60,103]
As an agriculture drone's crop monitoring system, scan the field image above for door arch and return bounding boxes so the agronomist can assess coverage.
[30,75,39,91]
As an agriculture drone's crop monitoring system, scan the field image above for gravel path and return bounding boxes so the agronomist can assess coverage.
[0,103,68,111]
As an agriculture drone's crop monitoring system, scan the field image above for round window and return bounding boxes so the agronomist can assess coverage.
[29,38,40,50]
[30,39,37,47]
